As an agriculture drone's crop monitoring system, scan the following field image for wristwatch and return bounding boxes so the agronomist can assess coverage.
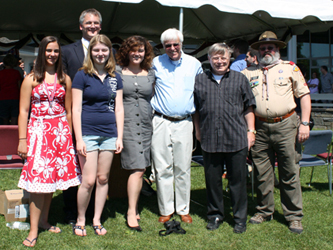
[247,129,257,134]
[301,121,310,126]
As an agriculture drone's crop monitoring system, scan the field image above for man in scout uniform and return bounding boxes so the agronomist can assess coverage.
[242,31,311,234]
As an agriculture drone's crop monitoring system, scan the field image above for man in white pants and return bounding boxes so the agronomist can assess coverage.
[151,28,203,223]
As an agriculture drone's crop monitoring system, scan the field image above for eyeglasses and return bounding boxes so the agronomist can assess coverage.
[259,46,275,52]
[165,43,180,49]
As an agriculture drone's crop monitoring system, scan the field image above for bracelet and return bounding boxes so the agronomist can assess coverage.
[19,138,27,140]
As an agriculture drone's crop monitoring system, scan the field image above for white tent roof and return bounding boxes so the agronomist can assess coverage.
[110,0,333,20]
[1,0,333,45]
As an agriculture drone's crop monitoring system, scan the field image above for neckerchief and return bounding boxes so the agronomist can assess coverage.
[259,59,282,101]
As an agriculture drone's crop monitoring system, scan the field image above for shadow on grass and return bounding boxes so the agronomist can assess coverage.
[48,193,66,226]
[301,182,332,193]
[48,180,290,229]
[48,187,258,227]
[49,190,123,226]
[104,188,239,226]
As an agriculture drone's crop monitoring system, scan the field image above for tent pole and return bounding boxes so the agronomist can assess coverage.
[179,8,183,34]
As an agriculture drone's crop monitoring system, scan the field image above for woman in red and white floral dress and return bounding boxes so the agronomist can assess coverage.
[17,36,81,247]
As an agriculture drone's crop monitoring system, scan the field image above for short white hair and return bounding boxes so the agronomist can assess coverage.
[160,28,184,45]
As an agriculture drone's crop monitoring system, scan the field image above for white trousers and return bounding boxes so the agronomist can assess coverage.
[151,115,193,216]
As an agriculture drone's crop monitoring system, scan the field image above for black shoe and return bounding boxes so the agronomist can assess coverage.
[126,222,142,232]
[64,212,77,225]
[141,177,156,196]
[126,216,142,232]
[206,217,222,231]
[67,220,76,225]
[233,223,246,234]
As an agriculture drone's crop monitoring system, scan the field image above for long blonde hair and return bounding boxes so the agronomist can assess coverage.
[82,34,116,77]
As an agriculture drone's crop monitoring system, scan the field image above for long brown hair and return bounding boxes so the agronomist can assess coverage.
[34,36,66,85]
[82,34,116,77]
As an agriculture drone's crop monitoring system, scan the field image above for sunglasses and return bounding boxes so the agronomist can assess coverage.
[259,46,275,52]
[165,43,180,49]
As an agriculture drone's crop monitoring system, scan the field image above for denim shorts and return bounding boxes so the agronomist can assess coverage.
[82,135,117,152]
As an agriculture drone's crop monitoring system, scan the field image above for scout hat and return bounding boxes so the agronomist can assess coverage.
[251,31,286,50]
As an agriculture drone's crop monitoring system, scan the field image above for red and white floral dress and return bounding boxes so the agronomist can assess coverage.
[18,80,81,193]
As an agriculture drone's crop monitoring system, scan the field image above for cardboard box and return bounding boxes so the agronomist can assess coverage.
[0,189,30,222]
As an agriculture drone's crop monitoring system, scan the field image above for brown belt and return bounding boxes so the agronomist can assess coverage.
[257,110,295,123]
[154,111,190,122]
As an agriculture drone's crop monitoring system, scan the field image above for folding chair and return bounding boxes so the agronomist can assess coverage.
[0,125,24,169]
[299,130,333,195]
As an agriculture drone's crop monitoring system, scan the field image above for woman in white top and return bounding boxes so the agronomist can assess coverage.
[307,72,319,94]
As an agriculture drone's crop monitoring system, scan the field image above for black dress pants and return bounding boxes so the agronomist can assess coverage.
[202,147,248,224]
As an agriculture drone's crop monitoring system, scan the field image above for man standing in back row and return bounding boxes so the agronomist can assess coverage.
[151,28,203,224]
[230,39,248,72]
[242,31,311,234]
[320,65,333,93]
[62,8,102,81]
[61,8,102,224]
[245,48,259,67]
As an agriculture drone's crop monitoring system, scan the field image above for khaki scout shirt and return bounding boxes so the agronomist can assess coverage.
[241,61,309,118]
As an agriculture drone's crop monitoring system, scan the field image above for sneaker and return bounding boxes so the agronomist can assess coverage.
[249,213,273,224]
[289,220,303,234]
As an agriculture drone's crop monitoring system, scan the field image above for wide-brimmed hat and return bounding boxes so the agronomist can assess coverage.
[251,31,286,50]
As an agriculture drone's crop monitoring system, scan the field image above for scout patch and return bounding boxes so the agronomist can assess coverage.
[293,65,300,72]
[279,69,283,73]
[250,76,259,88]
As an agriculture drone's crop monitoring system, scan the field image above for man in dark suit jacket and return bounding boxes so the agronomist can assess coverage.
[61,8,102,224]
[62,8,102,81]
[62,41,85,81]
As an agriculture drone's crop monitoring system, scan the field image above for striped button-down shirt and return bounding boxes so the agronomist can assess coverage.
[194,69,256,153]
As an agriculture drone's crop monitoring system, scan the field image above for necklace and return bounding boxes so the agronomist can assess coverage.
[43,73,57,108]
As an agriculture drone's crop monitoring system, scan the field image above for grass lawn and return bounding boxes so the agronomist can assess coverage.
[0,163,332,250]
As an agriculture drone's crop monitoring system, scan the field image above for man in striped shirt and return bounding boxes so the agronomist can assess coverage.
[194,43,256,233]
